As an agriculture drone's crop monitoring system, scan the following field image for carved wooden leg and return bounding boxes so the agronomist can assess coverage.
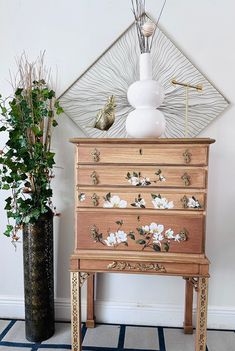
[71,272,82,351]
[86,273,96,328]
[184,278,194,334]
[195,277,209,351]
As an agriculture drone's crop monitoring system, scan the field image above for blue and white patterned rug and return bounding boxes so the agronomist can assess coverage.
[0,319,234,351]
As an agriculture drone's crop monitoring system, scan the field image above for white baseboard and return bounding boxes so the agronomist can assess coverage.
[0,296,234,330]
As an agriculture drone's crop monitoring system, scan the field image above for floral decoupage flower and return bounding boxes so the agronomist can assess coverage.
[116,230,128,243]
[103,193,127,208]
[151,194,174,209]
[187,196,201,208]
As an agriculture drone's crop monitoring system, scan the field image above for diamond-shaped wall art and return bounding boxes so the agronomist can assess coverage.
[59,17,229,138]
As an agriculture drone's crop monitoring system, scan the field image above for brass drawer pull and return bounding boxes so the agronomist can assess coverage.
[181,195,189,208]
[91,148,100,162]
[183,149,192,164]
[90,171,99,185]
[181,172,191,186]
[91,193,99,207]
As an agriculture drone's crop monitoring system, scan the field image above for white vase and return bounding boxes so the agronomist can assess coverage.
[126,53,166,138]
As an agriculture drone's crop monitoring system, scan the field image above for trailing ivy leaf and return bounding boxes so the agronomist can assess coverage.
[32,126,43,137]
[52,120,58,127]
[0,59,60,241]
[7,211,14,218]
[15,88,23,96]
[2,184,10,190]
[4,203,12,210]
[4,225,13,237]
[56,106,64,115]
[48,110,53,118]
[54,100,60,108]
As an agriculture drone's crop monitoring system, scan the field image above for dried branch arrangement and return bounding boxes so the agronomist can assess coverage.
[0,53,63,244]
[131,0,167,53]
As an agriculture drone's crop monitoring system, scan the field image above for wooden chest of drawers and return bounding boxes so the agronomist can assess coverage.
[70,138,215,351]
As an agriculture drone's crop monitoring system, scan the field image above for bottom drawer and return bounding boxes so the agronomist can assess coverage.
[79,259,201,276]
[76,211,204,254]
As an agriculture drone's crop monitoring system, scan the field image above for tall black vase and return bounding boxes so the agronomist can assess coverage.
[23,209,54,342]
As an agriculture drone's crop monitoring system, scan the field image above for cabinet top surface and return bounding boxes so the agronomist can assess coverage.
[70,138,215,145]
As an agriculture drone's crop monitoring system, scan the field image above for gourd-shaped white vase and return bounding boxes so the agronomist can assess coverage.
[126,53,166,138]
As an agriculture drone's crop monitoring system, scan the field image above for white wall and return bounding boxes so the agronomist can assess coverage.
[0,0,235,329]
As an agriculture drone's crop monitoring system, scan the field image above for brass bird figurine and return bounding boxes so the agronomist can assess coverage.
[94,95,116,131]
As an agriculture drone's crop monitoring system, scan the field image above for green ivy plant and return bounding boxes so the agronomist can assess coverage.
[0,54,63,243]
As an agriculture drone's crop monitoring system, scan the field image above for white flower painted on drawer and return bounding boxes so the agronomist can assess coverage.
[126,172,151,186]
[131,194,146,208]
[105,230,128,246]
[126,170,166,187]
[103,193,127,208]
[136,222,188,252]
[155,169,166,182]
[78,193,86,202]
[90,220,188,252]
[151,194,174,209]
[187,196,201,208]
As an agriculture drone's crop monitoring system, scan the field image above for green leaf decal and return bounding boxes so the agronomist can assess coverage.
[136,239,146,245]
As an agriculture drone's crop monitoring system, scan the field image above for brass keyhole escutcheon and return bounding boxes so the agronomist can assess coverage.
[137,215,140,222]
[183,149,192,164]
[181,172,191,187]
[90,171,99,185]
[91,148,100,162]
[139,148,143,155]
[179,228,188,241]
[91,193,99,207]
[181,195,189,208]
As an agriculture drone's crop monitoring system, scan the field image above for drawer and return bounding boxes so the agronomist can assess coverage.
[76,211,204,254]
[77,165,206,188]
[79,259,201,275]
[77,188,205,210]
[77,144,208,165]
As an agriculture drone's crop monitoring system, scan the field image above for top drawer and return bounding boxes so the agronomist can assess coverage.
[77,144,208,166]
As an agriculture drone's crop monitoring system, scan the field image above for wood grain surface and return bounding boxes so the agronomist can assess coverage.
[77,165,207,188]
[76,211,204,254]
[77,144,208,165]
[76,188,206,210]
